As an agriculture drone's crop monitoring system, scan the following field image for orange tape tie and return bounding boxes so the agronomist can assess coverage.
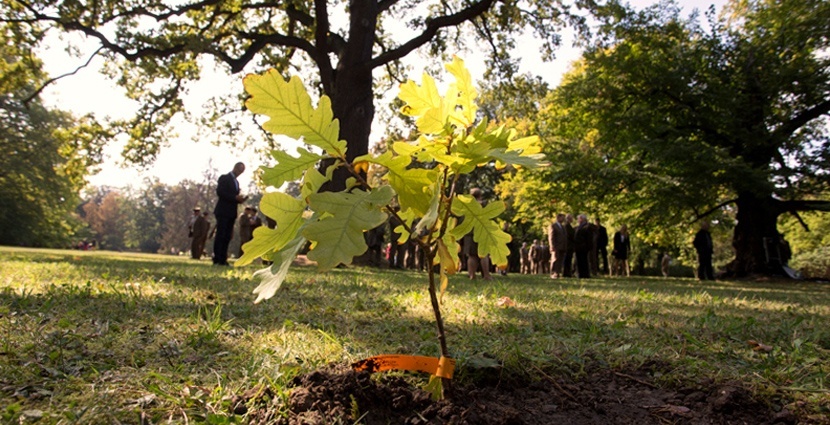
[352,355,455,379]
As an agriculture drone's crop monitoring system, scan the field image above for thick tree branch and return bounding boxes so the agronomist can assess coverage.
[772,99,830,141]
[369,0,498,68]
[378,0,401,14]
[312,0,335,93]
[691,198,738,223]
[778,199,830,214]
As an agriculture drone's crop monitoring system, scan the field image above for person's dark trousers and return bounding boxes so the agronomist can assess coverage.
[598,247,609,274]
[213,214,236,265]
[576,250,591,278]
[564,251,574,277]
[698,254,714,280]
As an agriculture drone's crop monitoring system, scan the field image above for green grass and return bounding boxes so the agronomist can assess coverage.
[1,246,828,423]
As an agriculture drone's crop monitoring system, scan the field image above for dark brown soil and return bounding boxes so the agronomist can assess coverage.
[237,363,819,425]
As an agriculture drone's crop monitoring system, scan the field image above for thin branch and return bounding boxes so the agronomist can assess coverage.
[22,46,105,107]
[789,211,810,232]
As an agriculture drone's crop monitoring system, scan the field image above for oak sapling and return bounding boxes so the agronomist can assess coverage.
[237,56,547,398]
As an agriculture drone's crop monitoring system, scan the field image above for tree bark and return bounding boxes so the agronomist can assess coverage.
[727,193,782,277]
[319,0,377,192]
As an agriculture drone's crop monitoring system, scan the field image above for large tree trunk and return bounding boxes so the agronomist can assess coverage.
[727,193,783,277]
[322,0,377,192]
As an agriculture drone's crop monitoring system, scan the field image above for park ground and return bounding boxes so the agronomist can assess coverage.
[1,247,828,424]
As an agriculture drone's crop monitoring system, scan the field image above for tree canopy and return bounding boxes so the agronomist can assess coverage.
[501,0,830,276]
[1,0,588,172]
[0,24,106,246]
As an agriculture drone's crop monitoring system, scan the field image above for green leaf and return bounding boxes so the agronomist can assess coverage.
[489,148,549,169]
[370,151,437,215]
[414,180,442,235]
[261,147,322,188]
[244,71,346,157]
[423,375,444,401]
[301,164,335,201]
[303,186,395,270]
[236,192,306,266]
[252,236,307,303]
[449,195,512,266]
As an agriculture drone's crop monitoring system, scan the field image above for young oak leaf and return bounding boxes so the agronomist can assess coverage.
[489,148,549,170]
[449,195,512,267]
[399,73,447,135]
[367,151,437,215]
[303,186,395,270]
[244,70,347,157]
[236,192,306,266]
[261,147,322,189]
[252,235,308,303]
[445,56,478,128]
[301,163,335,201]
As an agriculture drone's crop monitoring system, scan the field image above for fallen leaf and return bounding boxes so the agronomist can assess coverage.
[747,340,773,352]
[496,296,516,308]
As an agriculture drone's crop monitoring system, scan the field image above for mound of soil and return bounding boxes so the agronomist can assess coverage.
[238,363,806,425]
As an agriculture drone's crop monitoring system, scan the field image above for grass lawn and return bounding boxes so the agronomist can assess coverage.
[1,246,828,423]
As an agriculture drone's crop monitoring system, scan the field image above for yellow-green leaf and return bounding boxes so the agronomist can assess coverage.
[252,236,307,303]
[449,196,512,267]
[370,151,436,215]
[236,192,306,266]
[303,186,395,270]
[261,147,322,188]
[398,74,447,134]
[445,56,477,128]
[244,70,346,156]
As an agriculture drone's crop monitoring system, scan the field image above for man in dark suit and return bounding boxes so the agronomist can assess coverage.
[595,218,609,275]
[213,162,247,266]
[573,214,592,278]
[548,213,568,278]
[564,213,575,277]
[693,221,715,280]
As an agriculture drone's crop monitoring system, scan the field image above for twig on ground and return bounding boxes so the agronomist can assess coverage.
[532,365,580,404]
[613,371,660,389]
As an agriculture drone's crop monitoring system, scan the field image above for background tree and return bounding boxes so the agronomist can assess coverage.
[81,189,127,250]
[0,24,105,247]
[504,0,830,276]
[123,178,169,253]
[159,176,218,255]
[1,0,587,178]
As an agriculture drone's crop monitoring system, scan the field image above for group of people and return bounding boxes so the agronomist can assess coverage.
[200,163,719,281]
[523,213,631,280]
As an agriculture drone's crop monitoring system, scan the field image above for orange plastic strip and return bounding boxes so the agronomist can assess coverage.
[352,355,455,379]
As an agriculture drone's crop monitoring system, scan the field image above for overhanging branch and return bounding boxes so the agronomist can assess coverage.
[22,46,105,107]
[369,0,498,68]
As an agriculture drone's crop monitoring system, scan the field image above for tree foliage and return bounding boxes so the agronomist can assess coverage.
[502,0,830,275]
[0,24,105,246]
[1,0,587,169]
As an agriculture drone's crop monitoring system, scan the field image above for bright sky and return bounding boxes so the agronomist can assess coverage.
[38,0,725,191]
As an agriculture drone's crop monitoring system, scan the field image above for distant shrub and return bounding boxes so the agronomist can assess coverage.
[791,246,830,279]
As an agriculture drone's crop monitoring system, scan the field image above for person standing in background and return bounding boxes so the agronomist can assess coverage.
[190,208,209,259]
[549,214,568,278]
[693,221,715,280]
[612,224,631,277]
[237,206,255,258]
[573,214,592,278]
[213,162,247,266]
[595,218,609,275]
